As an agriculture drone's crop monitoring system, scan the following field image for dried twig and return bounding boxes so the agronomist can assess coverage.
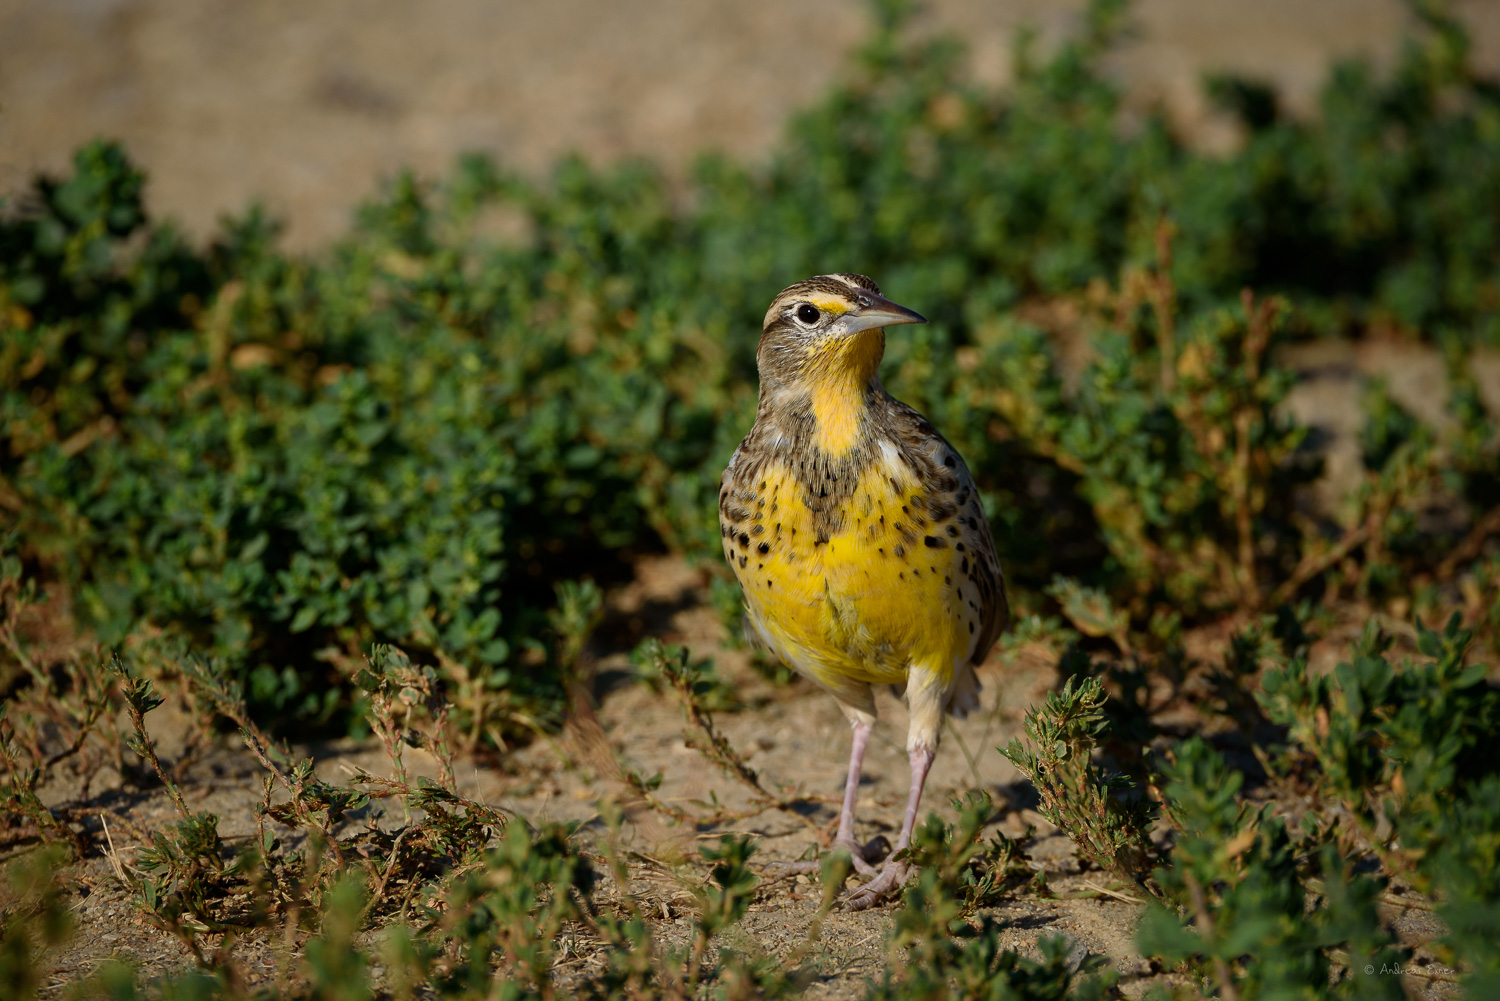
[1233,288,1275,608]
[1436,503,1500,579]
[1270,519,1375,608]
[1077,877,1145,905]
[99,813,135,889]
[661,653,828,838]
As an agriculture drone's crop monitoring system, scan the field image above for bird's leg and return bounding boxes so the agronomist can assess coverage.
[756,720,882,876]
[843,742,936,910]
[764,717,885,877]
[844,668,947,909]
[831,718,884,876]
[893,742,936,855]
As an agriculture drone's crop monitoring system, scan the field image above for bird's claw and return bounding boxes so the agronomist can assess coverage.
[842,859,913,911]
[835,834,888,878]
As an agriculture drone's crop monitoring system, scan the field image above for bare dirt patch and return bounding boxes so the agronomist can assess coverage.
[11,552,1463,1000]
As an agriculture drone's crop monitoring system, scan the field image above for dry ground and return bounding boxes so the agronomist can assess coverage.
[26,552,1148,997]
[17,543,1462,999]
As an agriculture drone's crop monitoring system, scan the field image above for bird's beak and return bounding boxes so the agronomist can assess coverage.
[843,292,927,333]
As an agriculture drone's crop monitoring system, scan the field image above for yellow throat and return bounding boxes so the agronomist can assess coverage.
[805,327,883,458]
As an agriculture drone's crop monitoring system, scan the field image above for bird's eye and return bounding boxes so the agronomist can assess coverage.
[795,303,821,324]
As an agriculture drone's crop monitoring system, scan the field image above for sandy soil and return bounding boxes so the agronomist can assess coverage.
[2,0,1498,250]
[15,553,1460,999]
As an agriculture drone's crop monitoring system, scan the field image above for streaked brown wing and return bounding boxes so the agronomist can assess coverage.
[881,396,1009,665]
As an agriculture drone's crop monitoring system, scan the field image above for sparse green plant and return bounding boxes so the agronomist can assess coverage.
[899,791,1034,917]
[1000,676,1159,892]
[622,640,828,835]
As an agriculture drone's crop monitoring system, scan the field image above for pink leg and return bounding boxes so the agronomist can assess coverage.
[843,744,935,910]
[893,743,936,854]
[832,719,883,877]
[763,719,884,877]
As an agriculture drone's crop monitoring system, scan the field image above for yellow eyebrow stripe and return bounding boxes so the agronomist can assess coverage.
[808,297,851,316]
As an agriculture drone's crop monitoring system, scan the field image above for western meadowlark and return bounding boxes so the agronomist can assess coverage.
[719,273,1008,908]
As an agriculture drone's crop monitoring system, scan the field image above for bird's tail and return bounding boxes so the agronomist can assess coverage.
[946,661,982,719]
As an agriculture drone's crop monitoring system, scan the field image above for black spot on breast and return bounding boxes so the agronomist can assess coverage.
[757,542,770,555]
[739,556,747,568]
[944,455,956,468]
[956,543,966,552]
[738,533,750,548]
[923,535,945,549]
[894,544,906,558]
[946,525,959,537]
[961,557,970,573]
[751,524,764,536]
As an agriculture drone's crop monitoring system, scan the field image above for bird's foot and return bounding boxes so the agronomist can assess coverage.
[835,834,888,878]
[764,835,889,878]
[842,857,914,911]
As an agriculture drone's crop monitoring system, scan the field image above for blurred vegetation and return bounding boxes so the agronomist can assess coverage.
[3,0,1497,731]
[3,0,1500,992]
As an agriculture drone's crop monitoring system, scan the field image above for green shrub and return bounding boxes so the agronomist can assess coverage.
[3,0,1498,734]
[1140,738,1410,1000]
[1258,615,1500,988]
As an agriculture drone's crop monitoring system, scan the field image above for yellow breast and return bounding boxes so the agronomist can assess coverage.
[721,446,987,691]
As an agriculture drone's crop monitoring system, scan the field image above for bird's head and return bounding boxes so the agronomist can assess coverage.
[755,273,926,392]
